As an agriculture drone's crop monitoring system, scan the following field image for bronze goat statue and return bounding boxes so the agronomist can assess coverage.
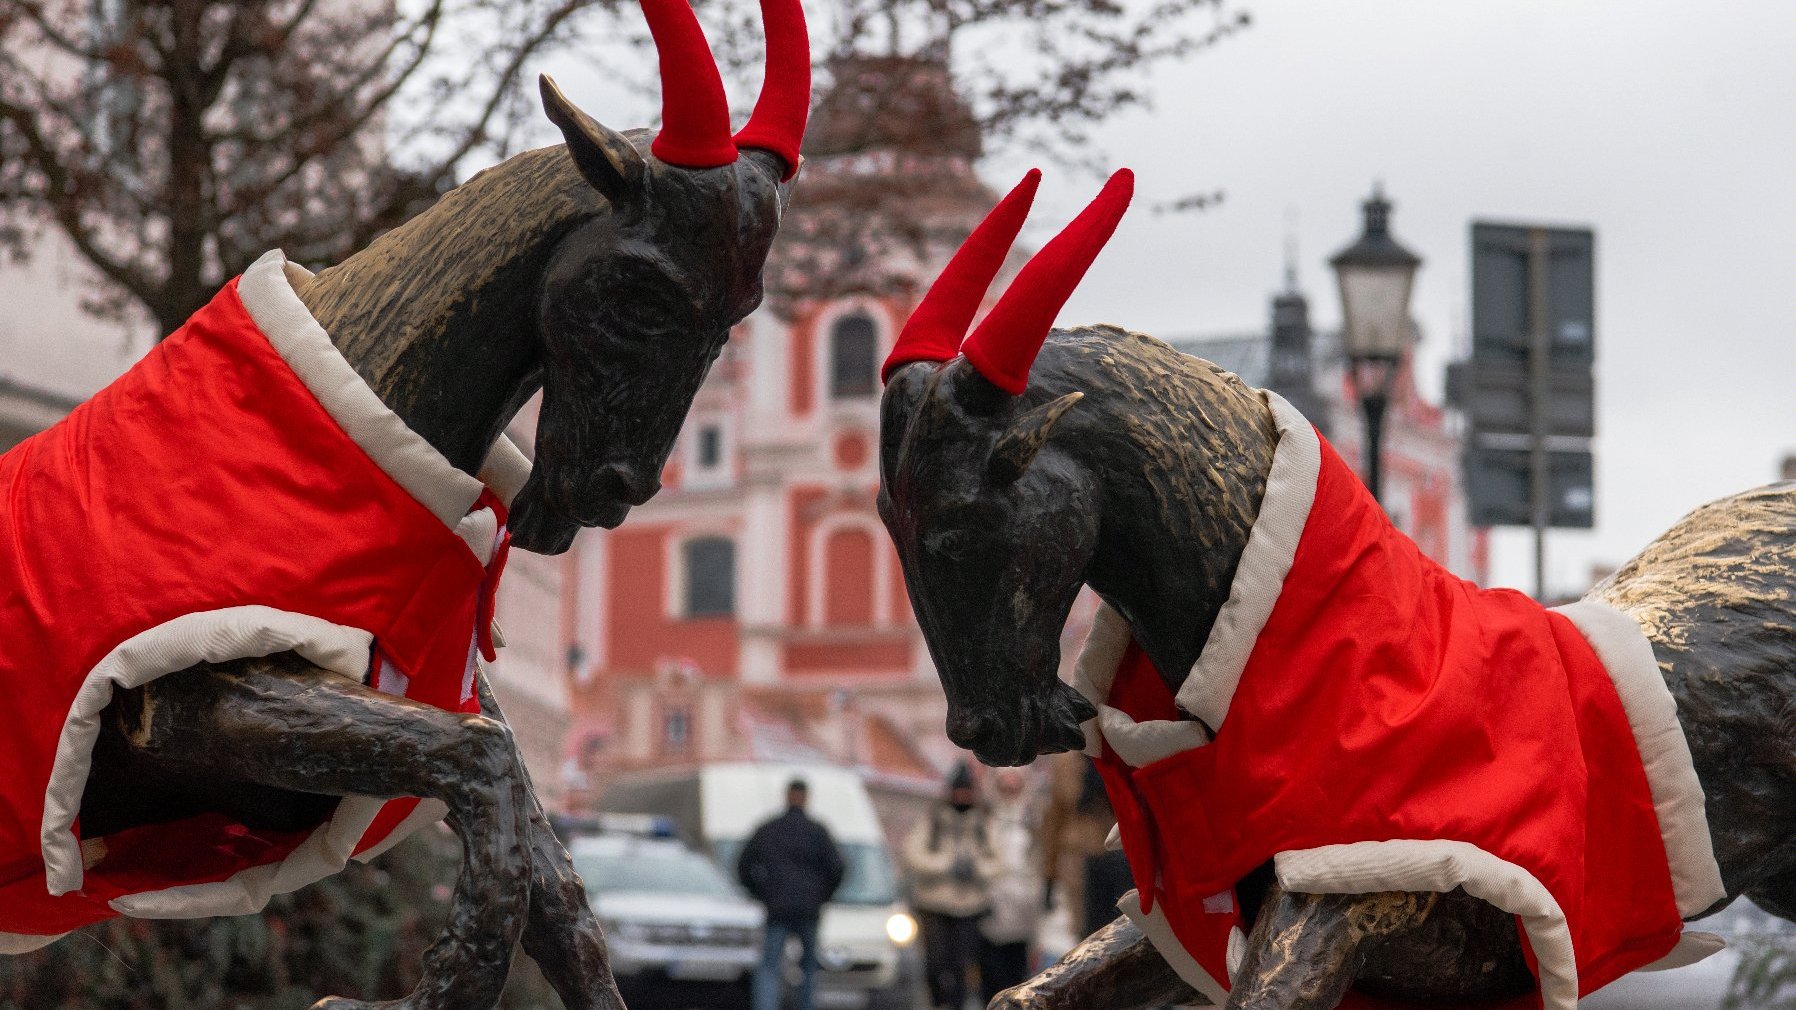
[0,1,810,1008]
[877,170,1795,1010]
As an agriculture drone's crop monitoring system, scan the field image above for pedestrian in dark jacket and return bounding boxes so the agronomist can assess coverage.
[737,779,847,1010]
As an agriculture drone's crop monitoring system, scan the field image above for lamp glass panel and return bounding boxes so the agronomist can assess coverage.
[1336,266,1416,359]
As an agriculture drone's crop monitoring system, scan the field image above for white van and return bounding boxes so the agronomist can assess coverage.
[599,762,920,1010]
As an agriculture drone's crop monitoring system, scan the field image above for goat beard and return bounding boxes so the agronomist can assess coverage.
[506,378,634,555]
[508,470,584,555]
[1035,679,1099,754]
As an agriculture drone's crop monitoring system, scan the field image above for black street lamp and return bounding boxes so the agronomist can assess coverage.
[1330,186,1421,504]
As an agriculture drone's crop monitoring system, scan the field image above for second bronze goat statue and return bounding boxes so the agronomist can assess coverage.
[877,169,1795,1010]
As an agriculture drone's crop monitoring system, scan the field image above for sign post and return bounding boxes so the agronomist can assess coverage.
[1529,229,1551,601]
[1448,222,1596,600]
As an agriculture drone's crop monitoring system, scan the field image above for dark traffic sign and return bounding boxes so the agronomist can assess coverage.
[1445,360,1594,438]
[1465,447,1594,530]
[1471,224,1595,364]
[1456,221,1597,542]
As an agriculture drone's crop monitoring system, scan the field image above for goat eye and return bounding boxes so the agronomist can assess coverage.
[606,298,677,339]
[927,529,976,561]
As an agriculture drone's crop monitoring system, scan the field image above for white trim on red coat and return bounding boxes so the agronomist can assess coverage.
[1117,894,1242,1008]
[478,436,533,508]
[1551,600,1726,920]
[19,251,526,946]
[40,608,377,897]
[1070,389,1727,1010]
[240,250,532,521]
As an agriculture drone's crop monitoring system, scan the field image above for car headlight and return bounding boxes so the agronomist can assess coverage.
[885,912,918,946]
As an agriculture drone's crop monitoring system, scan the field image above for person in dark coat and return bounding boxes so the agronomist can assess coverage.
[737,779,847,1010]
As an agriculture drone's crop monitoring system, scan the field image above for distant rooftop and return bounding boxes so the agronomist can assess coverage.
[1163,332,1270,385]
[1165,327,1344,389]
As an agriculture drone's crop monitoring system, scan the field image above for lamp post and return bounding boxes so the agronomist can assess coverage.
[1330,186,1421,505]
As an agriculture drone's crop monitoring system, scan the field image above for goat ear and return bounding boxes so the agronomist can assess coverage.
[989,391,1083,485]
[541,75,645,205]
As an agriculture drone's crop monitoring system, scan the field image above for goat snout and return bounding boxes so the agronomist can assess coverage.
[598,463,661,506]
[946,708,1005,753]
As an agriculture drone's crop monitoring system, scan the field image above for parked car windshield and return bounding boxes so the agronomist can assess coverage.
[576,845,741,899]
[713,839,898,905]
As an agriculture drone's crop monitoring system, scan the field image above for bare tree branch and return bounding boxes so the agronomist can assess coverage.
[215,3,449,219]
[0,0,620,334]
[0,0,1244,335]
[411,0,591,189]
[0,95,157,305]
[14,5,106,60]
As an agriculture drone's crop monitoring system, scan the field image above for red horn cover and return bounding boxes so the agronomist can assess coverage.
[961,169,1134,395]
[881,169,1042,384]
[642,0,738,168]
[732,0,812,180]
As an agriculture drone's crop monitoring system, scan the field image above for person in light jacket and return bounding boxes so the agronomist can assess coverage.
[903,762,1003,1010]
[978,767,1045,1001]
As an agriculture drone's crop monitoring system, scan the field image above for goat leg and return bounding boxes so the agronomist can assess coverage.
[990,916,1208,1010]
[1225,884,1434,1010]
[121,653,533,1010]
[475,673,626,1010]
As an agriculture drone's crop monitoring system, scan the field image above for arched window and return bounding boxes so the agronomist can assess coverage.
[830,312,878,399]
[823,527,876,626]
[683,537,736,618]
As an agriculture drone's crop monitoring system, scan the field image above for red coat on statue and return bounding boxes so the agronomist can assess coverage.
[1073,391,1727,1010]
[0,250,528,952]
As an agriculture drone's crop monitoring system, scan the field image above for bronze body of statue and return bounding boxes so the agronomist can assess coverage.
[876,176,1794,1008]
[0,2,810,1008]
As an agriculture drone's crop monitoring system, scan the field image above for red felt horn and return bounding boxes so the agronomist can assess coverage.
[642,0,738,169]
[961,169,1134,395]
[881,170,1042,384]
[732,0,812,180]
